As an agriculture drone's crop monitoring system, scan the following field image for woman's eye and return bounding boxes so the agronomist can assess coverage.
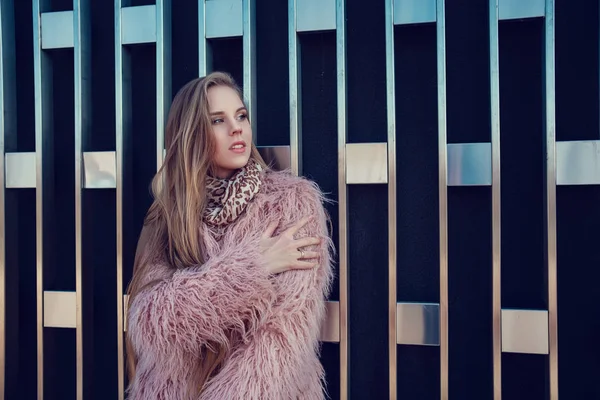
[237,113,248,121]
[212,118,223,124]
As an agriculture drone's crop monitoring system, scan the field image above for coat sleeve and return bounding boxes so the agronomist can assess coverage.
[199,178,335,399]
[126,234,277,358]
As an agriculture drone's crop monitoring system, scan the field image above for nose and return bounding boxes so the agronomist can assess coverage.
[229,119,242,136]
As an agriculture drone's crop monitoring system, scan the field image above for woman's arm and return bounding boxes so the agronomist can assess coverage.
[127,236,277,357]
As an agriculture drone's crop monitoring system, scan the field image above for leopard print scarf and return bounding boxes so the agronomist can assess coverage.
[204,159,263,240]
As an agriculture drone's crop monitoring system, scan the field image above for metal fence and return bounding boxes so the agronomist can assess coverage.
[1,0,599,399]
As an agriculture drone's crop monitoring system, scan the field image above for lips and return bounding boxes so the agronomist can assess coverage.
[229,141,247,153]
[229,141,246,150]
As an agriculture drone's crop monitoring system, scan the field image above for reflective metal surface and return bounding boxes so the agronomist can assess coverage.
[83,151,117,189]
[121,6,157,45]
[385,0,397,398]
[447,142,492,186]
[499,0,544,20]
[5,152,36,188]
[436,1,448,398]
[396,302,440,346]
[74,1,92,397]
[345,143,387,184]
[33,1,53,396]
[335,1,348,398]
[544,1,558,397]
[0,0,16,395]
[556,140,600,185]
[205,0,242,38]
[320,301,340,342]
[501,309,549,355]
[394,0,435,25]
[257,146,291,172]
[297,0,336,32]
[242,0,256,138]
[156,0,171,169]
[489,0,502,398]
[41,11,74,49]
[115,2,126,396]
[43,291,77,328]
[288,0,301,175]
[198,0,212,76]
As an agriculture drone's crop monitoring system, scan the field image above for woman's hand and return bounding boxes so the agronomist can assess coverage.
[259,217,321,275]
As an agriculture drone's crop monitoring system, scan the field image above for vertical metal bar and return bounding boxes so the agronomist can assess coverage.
[156,0,171,170]
[198,1,212,77]
[74,0,91,398]
[544,0,558,398]
[115,2,125,398]
[335,1,348,399]
[288,0,301,175]
[489,0,502,398]
[436,0,448,398]
[0,3,17,394]
[0,0,9,396]
[384,0,397,399]
[33,1,53,398]
[242,0,257,137]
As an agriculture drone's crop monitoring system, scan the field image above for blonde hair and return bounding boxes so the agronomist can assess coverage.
[125,72,267,395]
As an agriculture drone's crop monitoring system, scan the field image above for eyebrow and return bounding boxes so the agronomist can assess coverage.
[209,107,246,116]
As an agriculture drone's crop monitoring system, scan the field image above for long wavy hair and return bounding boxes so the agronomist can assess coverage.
[125,72,267,396]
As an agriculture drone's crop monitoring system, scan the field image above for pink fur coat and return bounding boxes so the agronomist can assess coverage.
[126,170,334,400]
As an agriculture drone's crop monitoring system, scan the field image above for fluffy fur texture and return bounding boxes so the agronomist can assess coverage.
[126,170,335,400]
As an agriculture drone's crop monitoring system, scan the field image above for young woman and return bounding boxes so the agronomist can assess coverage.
[125,72,334,400]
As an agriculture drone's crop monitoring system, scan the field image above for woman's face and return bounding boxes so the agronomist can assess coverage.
[207,85,252,179]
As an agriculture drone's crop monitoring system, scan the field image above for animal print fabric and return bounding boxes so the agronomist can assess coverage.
[204,159,263,239]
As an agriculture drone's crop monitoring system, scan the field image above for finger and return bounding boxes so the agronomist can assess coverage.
[291,261,319,270]
[286,216,312,236]
[294,236,321,249]
[297,250,320,260]
[262,221,279,239]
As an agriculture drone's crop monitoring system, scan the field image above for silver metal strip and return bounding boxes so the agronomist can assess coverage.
[335,0,348,398]
[345,143,388,184]
[0,0,15,395]
[393,0,435,25]
[489,0,502,398]
[288,0,301,175]
[74,1,91,397]
[436,0,448,398]
[198,0,209,76]
[120,5,157,45]
[544,0,558,397]
[257,146,291,171]
[242,0,257,137]
[115,1,125,397]
[396,303,440,346]
[43,291,77,328]
[83,151,117,189]
[447,143,492,186]
[385,0,397,398]
[501,309,549,355]
[5,152,37,188]
[205,0,243,38]
[156,0,171,170]
[40,11,74,49]
[499,0,544,20]
[556,140,600,185]
[320,301,340,343]
[297,0,336,32]
[33,1,53,397]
